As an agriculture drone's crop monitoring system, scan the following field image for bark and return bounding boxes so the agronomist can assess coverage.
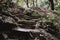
[26,0,29,8]
[49,0,54,10]
[33,0,35,7]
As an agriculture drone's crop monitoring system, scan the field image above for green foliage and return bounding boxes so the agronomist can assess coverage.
[18,0,25,6]
[55,2,60,12]
[32,12,40,16]
[40,0,50,9]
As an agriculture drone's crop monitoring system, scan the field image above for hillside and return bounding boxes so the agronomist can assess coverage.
[0,1,60,40]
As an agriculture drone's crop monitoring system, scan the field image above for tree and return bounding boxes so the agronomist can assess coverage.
[32,0,35,7]
[36,0,38,7]
[26,0,29,7]
[49,0,54,10]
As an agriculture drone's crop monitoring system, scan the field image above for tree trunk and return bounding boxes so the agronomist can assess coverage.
[33,0,35,7]
[49,0,54,10]
[26,0,29,8]
[36,0,38,7]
